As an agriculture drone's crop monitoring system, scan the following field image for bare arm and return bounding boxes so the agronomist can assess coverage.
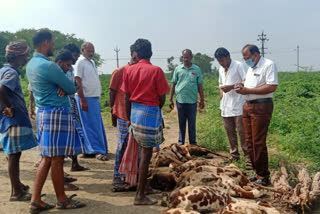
[109,88,117,108]
[75,76,88,111]
[124,93,131,121]
[219,89,223,99]
[29,91,36,120]
[235,84,278,95]
[159,94,166,109]
[198,84,205,109]
[0,84,14,117]
[169,83,176,110]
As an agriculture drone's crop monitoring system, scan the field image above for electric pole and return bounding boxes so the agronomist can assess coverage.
[114,46,120,68]
[257,31,269,57]
[297,45,299,72]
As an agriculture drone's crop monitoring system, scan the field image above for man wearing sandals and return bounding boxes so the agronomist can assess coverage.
[27,29,85,213]
[235,44,278,186]
[121,39,170,205]
[214,47,252,168]
[0,40,38,201]
[74,42,108,161]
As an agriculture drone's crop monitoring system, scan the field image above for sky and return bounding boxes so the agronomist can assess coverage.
[0,0,320,73]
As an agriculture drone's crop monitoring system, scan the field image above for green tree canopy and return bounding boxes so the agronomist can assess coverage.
[0,28,104,70]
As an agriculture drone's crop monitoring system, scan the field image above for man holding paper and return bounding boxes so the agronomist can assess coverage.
[215,47,251,168]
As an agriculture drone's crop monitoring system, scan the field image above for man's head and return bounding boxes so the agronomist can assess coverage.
[214,47,231,70]
[63,43,80,64]
[130,39,152,61]
[242,44,261,68]
[55,49,74,73]
[32,29,55,57]
[182,49,193,67]
[5,40,30,67]
[81,42,95,60]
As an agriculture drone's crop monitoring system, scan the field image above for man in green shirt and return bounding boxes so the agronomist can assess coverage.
[169,49,205,145]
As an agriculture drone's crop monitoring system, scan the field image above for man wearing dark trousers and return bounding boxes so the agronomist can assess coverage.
[235,44,278,186]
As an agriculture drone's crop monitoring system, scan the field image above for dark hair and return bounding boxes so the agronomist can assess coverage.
[63,43,80,54]
[214,47,230,58]
[242,44,260,54]
[5,54,17,63]
[32,29,53,48]
[55,49,74,63]
[130,38,152,60]
[182,49,192,56]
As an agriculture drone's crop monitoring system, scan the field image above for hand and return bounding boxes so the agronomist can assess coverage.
[80,98,88,111]
[127,121,131,128]
[220,85,234,93]
[199,100,205,109]
[29,108,36,120]
[111,114,117,127]
[234,84,248,95]
[2,107,14,117]
[57,87,66,97]
[169,100,174,110]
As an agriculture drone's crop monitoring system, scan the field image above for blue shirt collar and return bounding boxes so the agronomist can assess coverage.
[3,64,21,75]
[33,52,50,61]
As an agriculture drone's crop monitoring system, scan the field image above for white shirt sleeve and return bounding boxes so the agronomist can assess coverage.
[74,61,84,78]
[238,63,246,82]
[265,62,279,85]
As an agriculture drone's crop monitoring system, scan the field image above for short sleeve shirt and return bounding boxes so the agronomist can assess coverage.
[120,59,170,107]
[244,57,278,101]
[218,60,246,117]
[26,53,76,108]
[74,55,101,97]
[172,64,203,104]
[0,64,32,132]
[109,64,128,120]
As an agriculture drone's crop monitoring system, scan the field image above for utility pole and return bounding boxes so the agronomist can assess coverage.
[297,45,299,72]
[257,31,269,57]
[114,46,120,68]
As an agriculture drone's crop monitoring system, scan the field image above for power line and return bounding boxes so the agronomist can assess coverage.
[113,46,120,68]
[257,31,269,57]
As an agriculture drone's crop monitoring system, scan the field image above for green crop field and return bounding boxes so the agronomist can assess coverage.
[20,71,320,171]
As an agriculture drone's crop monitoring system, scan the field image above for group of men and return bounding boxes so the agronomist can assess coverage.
[0,28,278,213]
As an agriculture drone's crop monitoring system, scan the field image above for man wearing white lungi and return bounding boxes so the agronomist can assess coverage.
[74,42,108,161]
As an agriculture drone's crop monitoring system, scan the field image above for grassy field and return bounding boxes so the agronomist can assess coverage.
[20,71,320,171]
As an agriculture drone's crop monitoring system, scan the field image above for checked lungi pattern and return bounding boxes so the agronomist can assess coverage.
[114,118,129,180]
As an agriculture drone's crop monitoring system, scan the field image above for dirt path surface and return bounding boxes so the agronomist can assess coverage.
[0,111,180,214]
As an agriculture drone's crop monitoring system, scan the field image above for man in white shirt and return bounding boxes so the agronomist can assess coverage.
[235,44,278,186]
[215,47,251,167]
[74,42,108,161]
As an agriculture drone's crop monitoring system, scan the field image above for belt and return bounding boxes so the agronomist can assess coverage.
[247,98,272,104]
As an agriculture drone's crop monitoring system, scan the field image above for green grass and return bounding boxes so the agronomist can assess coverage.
[20,71,320,171]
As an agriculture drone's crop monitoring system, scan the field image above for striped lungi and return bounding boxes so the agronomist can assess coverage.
[0,126,37,154]
[113,118,129,180]
[37,107,84,157]
[130,102,164,148]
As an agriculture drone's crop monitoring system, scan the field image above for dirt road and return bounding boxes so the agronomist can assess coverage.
[0,112,180,214]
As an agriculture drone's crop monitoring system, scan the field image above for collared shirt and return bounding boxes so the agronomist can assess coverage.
[172,63,203,104]
[218,60,246,117]
[0,64,32,132]
[74,55,101,97]
[26,52,76,108]
[109,64,129,120]
[244,57,278,101]
[121,59,170,107]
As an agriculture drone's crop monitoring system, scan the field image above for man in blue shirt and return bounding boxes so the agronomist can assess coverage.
[0,40,37,201]
[27,29,85,213]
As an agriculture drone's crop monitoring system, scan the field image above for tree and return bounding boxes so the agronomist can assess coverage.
[0,28,104,70]
[191,53,214,73]
[0,34,9,67]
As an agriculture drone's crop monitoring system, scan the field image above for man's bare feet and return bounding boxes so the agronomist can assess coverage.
[134,195,157,205]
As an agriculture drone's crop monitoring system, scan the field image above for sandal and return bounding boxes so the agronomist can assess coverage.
[29,202,54,214]
[56,194,86,209]
[245,162,253,170]
[96,154,108,161]
[64,183,80,191]
[71,165,90,172]
[64,176,77,183]
[9,191,32,201]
